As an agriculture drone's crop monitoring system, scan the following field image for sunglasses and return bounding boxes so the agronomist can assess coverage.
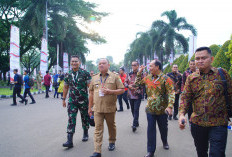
[131,64,137,66]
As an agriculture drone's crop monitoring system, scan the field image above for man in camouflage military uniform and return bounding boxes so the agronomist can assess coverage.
[62,55,91,148]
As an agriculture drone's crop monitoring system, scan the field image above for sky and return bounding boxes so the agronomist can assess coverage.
[85,0,232,64]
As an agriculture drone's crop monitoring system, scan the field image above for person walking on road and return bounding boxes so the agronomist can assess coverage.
[36,71,43,93]
[23,70,36,104]
[57,75,64,99]
[44,71,51,98]
[181,60,196,121]
[62,55,92,148]
[88,58,124,157]
[167,64,182,120]
[117,67,130,111]
[11,69,27,106]
[125,61,143,132]
[179,47,232,157]
[135,60,175,157]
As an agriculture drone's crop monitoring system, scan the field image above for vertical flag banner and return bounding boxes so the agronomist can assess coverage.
[40,38,48,76]
[188,35,197,61]
[63,53,69,73]
[169,50,174,65]
[154,51,158,60]
[9,25,20,82]
[146,58,150,70]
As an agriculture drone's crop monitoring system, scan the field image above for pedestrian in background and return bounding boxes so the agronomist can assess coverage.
[44,71,51,98]
[57,75,64,99]
[125,61,143,132]
[135,60,175,157]
[36,71,43,92]
[88,58,124,157]
[23,70,36,104]
[179,46,232,157]
[11,69,27,106]
[167,64,182,120]
[117,67,130,111]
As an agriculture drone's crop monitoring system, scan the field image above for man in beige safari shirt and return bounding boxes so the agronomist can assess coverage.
[88,58,124,157]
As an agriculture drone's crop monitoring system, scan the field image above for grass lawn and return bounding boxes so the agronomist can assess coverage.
[0,86,46,96]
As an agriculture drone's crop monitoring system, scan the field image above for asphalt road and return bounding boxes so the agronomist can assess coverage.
[0,92,231,157]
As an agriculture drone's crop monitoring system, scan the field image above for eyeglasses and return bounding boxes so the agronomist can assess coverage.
[71,61,79,63]
[131,64,137,66]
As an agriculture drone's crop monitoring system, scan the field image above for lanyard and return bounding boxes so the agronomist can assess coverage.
[72,72,78,83]
[100,74,108,87]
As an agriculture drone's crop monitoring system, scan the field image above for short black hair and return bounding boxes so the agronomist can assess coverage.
[195,47,212,55]
[120,67,125,71]
[71,55,80,60]
[132,61,139,66]
[13,69,18,72]
[24,70,29,74]
[190,59,195,62]
[46,70,49,74]
[154,60,162,70]
[99,58,110,64]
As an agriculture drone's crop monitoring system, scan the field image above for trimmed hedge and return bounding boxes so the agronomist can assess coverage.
[163,54,185,74]
[209,44,220,57]
[179,54,188,73]
[212,40,231,71]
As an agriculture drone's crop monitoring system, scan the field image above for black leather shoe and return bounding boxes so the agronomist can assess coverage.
[25,99,28,105]
[90,152,101,157]
[19,100,24,103]
[30,101,36,104]
[168,116,172,120]
[144,152,154,157]
[132,126,137,132]
[82,129,89,142]
[108,143,115,151]
[117,109,123,112]
[163,143,169,150]
[63,133,73,148]
[173,117,178,120]
[10,103,17,106]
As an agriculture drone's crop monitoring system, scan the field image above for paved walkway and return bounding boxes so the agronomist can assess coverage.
[0,93,231,157]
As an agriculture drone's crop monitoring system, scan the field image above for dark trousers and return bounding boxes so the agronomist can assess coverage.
[147,113,168,153]
[191,123,228,157]
[54,87,58,98]
[45,85,50,97]
[129,99,141,127]
[187,104,193,120]
[117,91,130,110]
[23,88,35,102]
[13,86,25,104]
[169,94,179,118]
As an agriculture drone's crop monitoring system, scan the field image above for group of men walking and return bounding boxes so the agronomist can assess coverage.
[10,46,232,157]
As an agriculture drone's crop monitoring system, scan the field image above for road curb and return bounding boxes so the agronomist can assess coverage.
[0,90,46,99]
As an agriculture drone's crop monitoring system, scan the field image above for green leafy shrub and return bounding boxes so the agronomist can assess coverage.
[209,44,220,57]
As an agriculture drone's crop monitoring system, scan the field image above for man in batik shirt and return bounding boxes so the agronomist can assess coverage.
[179,47,232,157]
[62,55,91,148]
[135,60,175,157]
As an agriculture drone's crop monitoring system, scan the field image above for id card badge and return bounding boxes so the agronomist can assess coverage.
[99,89,104,97]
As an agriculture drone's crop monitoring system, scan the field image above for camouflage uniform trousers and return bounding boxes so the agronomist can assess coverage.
[67,101,89,134]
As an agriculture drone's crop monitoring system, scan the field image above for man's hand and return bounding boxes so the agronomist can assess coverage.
[88,107,92,117]
[179,114,187,130]
[102,87,111,95]
[139,65,145,73]
[128,84,134,90]
[62,100,66,108]
[165,107,172,116]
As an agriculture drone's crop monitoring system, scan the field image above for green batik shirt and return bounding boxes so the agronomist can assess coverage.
[64,68,91,104]
[135,72,175,115]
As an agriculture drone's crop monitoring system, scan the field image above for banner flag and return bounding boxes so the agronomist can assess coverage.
[40,38,48,76]
[188,35,197,61]
[63,53,69,73]
[9,25,20,82]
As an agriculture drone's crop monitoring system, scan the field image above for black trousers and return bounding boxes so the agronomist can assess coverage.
[191,123,228,157]
[169,94,179,118]
[23,88,35,102]
[13,86,25,104]
[117,91,130,110]
[45,85,50,97]
[129,99,141,127]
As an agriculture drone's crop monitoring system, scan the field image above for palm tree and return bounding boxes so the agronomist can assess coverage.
[151,10,197,61]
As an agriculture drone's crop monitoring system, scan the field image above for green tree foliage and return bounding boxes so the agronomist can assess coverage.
[163,54,185,74]
[185,54,195,71]
[179,54,188,73]
[225,35,232,76]
[209,44,220,57]
[212,40,231,71]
